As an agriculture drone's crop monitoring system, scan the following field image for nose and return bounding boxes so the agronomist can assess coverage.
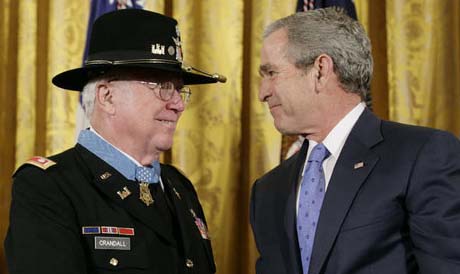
[166,92,185,113]
[259,78,272,102]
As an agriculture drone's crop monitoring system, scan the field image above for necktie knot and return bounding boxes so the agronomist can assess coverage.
[307,143,330,163]
[135,161,161,184]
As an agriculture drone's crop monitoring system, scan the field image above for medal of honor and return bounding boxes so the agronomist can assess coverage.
[139,182,154,206]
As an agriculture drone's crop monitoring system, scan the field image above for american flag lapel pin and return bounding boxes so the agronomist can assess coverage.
[354,162,365,169]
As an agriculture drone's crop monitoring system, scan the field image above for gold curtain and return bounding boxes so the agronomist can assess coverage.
[386,1,460,132]
[1,1,459,274]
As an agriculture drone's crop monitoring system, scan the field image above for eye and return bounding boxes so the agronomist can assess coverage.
[267,70,277,77]
[259,70,278,79]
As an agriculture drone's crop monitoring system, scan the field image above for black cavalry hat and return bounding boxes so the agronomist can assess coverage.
[52,9,226,91]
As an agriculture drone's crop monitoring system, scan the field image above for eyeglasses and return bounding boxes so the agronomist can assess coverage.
[109,79,192,105]
[137,81,192,105]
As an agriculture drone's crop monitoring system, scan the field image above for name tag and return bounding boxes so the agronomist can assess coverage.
[94,236,130,250]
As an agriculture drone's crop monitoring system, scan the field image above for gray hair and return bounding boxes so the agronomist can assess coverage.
[80,69,131,119]
[81,79,98,120]
[264,7,373,99]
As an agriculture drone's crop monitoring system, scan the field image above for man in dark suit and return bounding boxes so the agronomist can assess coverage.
[250,7,460,274]
[5,9,225,274]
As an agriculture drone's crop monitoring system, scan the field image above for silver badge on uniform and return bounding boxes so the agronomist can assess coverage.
[94,236,131,250]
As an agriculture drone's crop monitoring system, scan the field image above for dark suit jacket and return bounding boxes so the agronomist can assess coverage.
[5,144,215,274]
[250,109,460,274]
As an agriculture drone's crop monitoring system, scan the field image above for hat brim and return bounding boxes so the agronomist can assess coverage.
[52,63,219,91]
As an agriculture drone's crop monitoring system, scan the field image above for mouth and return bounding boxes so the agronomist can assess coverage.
[269,104,281,111]
[157,119,177,127]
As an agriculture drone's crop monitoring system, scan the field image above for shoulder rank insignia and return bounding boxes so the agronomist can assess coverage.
[25,156,56,170]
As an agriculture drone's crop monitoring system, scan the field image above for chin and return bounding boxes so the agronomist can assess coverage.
[156,143,173,152]
[274,119,289,134]
[154,138,174,152]
[275,122,299,136]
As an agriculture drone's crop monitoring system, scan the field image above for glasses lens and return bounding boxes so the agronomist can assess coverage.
[179,87,192,104]
[158,82,175,101]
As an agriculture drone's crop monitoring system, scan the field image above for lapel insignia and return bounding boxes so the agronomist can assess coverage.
[354,162,365,169]
[190,209,210,240]
[100,172,112,180]
[166,178,182,200]
[117,186,131,200]
[139,182,154,206]
[172,187,182,200]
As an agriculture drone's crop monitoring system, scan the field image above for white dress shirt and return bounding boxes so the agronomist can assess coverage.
[296,102,366,212]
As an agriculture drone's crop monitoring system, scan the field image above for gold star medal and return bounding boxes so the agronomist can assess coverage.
[139,182,154,206]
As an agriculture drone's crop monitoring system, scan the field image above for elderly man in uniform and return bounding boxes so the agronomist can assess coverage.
[4,9,225,274]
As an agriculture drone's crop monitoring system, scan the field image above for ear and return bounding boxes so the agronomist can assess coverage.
[95,80,116,115]
[312,54,334,89]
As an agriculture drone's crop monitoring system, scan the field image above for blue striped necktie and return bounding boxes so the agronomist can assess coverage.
[297,143,330,274]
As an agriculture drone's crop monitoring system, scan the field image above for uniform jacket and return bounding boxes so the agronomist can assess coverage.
[5,144,215,274]
[250,109,460,274]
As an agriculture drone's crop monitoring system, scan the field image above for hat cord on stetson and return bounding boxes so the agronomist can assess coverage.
[182,64,227,83]
[85,59,181,66]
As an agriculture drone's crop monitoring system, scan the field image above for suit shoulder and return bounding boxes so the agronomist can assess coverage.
[161,164,195,190]
[255,152,298,188]
[163,164,187,178]
[381,120,448,143]
[378,121,460,160]
[264,152,297,177]
[162,164,188,180]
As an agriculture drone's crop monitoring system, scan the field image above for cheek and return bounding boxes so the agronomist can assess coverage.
[277,83,299,107]
[137,102,164,121]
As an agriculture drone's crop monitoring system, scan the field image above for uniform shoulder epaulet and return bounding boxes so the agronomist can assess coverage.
[23,156,57,170]
[13,156,57,177]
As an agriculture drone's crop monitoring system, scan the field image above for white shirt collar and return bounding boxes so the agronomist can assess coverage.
[322,102,366,160]
[304,102,366,174]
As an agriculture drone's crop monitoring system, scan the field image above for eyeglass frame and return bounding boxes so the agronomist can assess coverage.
[108,79,192,105]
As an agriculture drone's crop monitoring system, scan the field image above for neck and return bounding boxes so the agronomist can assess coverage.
[91,123,160,166]
[304,94,361,143]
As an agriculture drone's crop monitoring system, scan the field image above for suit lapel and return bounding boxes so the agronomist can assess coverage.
[75,145,175,244]
[309,109,383,274]
[282,140,309,274]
